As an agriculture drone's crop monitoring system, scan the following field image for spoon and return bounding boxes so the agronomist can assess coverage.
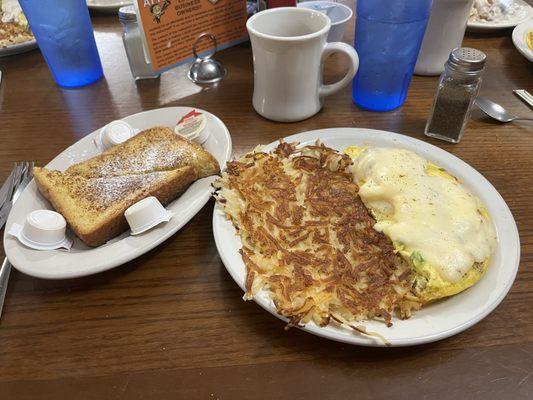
[475,96,533,123]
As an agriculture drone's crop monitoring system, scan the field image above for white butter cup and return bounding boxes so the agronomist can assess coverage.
[99,120,136,149]
[125,197,172,235]
[195,124,210,144]
[20,210,68,249]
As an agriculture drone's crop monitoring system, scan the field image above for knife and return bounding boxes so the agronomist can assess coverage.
[0,163,33,318]
[0,167,16,214]
[0,164,23,230]
[513,89,533,109]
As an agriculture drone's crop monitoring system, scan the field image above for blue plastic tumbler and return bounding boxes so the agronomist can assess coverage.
[352,0,433,111]
[19,0,103,88]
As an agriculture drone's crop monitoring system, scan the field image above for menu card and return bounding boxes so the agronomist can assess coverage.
[135,0,248,73]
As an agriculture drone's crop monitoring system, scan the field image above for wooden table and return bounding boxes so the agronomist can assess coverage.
[1,11,532,400]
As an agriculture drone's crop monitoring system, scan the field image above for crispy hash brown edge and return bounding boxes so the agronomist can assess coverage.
[214,141,421,342]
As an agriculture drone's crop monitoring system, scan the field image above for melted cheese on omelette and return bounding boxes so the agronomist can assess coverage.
[346,147,497,283]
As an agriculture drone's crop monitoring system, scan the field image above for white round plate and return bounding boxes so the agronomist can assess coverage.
[5,107,232,279]
[467,0,532,31]
[212,128,520,347]
[512,18,533,62]
[86,0,132,13]
[0,38,37,57]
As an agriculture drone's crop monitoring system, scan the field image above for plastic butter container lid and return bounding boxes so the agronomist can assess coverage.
[98,120,137,150]
[175,110,210,144]
[8,210,72,251]
[125,197,173,235]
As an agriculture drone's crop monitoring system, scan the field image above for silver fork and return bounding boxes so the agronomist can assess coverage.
[0,161,34,319]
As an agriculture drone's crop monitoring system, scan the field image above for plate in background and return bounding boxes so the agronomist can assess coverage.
[0,38,37,57]
[213,128,520,347]
[467,0,532,31]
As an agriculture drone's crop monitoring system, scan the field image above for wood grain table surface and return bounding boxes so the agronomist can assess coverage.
[0,10,532,400]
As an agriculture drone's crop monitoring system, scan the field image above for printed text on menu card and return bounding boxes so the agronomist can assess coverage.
[136,0,248,72]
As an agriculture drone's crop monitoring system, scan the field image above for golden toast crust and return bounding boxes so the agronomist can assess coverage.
[34,166,197,247]
[65,126,219,179]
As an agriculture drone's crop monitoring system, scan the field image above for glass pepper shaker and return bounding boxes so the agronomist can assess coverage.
[118,6,160,81]
[425,47,486,143]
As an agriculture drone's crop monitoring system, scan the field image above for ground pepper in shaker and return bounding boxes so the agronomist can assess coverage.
[425,47,486,143]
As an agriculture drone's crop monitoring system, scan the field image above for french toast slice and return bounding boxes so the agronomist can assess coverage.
[34,166,197,247]
[66,126,220,179]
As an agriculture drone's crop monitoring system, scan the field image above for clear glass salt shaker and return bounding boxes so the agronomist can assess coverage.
[424,47,486,143]
[118,6,160,80]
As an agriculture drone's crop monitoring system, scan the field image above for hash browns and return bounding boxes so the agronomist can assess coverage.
[0,21,33,48]
[215,142,421,330]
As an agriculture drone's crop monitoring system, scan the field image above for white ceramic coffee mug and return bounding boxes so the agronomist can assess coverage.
[247,7,359,122]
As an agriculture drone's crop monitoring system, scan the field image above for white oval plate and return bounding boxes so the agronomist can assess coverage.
[5,107,232,279]
[512,18,533,62]
[467,0,532,31]
[86,0,132,13]
[0,38,37,57]
[212,128,520,347]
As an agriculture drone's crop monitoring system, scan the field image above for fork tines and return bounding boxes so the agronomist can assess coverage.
[10,161,34,198]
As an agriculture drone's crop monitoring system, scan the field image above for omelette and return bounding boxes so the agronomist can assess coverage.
[345,146,497,303]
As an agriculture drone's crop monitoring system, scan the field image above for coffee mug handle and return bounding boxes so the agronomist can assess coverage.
[319,42,359,98]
